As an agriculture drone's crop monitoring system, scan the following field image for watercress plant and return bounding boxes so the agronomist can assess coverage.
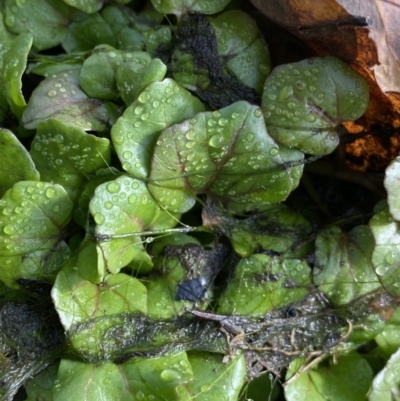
[0,1,399,401]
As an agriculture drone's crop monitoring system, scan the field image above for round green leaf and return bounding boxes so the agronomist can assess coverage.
[1,33,32,120]
[62,0,103,14]
[314,225,381,305]
[211,10,270,93]
[89,175,179,274]
[369,347,400,401]
[285,354,373,401]
[217,254,311,315]
[4,0,70,51]
[0,181,73,287]
[116,56,167,106]
[370,206,400,296]
[148,101,304,213]
[262,56,369,155]
[52,268,147,331]
[179,353,246,401]
[150,0,231,17]
[384,156,400,221]
[62,12,116,53]
[30,119,111,201]
[111,78,205,179]
[122,353,193,401]
[22,69,110,131]
[0,129,39,196]
[222,204,312,257]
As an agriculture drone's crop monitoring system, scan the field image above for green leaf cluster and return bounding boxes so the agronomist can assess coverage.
[1,1,399,401]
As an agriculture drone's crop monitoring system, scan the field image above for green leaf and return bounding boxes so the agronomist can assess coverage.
[30,119,111,201]
[62,11,116,53]
[1,33,32,120]
[370,206,400,296]
[4,0,70,51]
[150,0,231,17]
[0,129,39,196]
[369,347,400,401]
[172,14,262,109]
[143,26,171,56]
[25,362,58,401]
[79,45,127,100]
[101,5,144,51]
[314,225,381,305]
[384,156,400,221]
[148,101,304,214]
[285,354,373,401]
[116,56,167,106]
[262,56,369,155]
[52,268,147,331]
[217,254,311,315]
[89,175,178,274]
[56,353,193,401]
[211,10,271,94]
[0,181,73,287]
[62,0,103,14]
[111,78,205,179]
[122,352,193,401]
[220,204,312,257]
[22,69,111,131]
[375,307,400,356]
[179,353,246,401]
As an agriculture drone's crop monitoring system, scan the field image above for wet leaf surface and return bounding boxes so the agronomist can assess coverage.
[262,56,369,155]
[0,129,39,196]
[22,69,111,131]
[148,100,303,213]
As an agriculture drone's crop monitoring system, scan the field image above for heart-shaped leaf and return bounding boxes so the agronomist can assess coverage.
[148,101,304,213]
[52,267,147,331]
[262,56,369,155]
[0,129,39,197]
[0,181,73,287]
[89,175,179,274]
[30,119,111,201]
[314,225,381,305]
[111,78,205,179]
[370,206,400,296]
[217,254,312,316]
[22,69,111,131]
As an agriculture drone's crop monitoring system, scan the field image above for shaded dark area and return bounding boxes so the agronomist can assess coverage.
[172,14,261,109]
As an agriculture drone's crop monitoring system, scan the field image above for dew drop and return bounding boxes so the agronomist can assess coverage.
[135,391,145,400]
[185,141,195,149]
[123,151,132,160]
[218,118,228,126]
[254,109,263,118]
[269,147,279,156]
[107,182,121,193]
[160,369,181,382]
[54,134,64,143]
[131,181,139,189]
[48,90,57,97]
[104,201,113,210]
[94,213,105,224]
[108,51,117,58]
[3,225,14,235]
[45,187,56,199]
[209,135,224,148]
[308,85,316,92]
[385,251,395,265]
[268,93,277,101]
[185,129,196,140]
[246,133,254,142]
[128,194,137,204]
